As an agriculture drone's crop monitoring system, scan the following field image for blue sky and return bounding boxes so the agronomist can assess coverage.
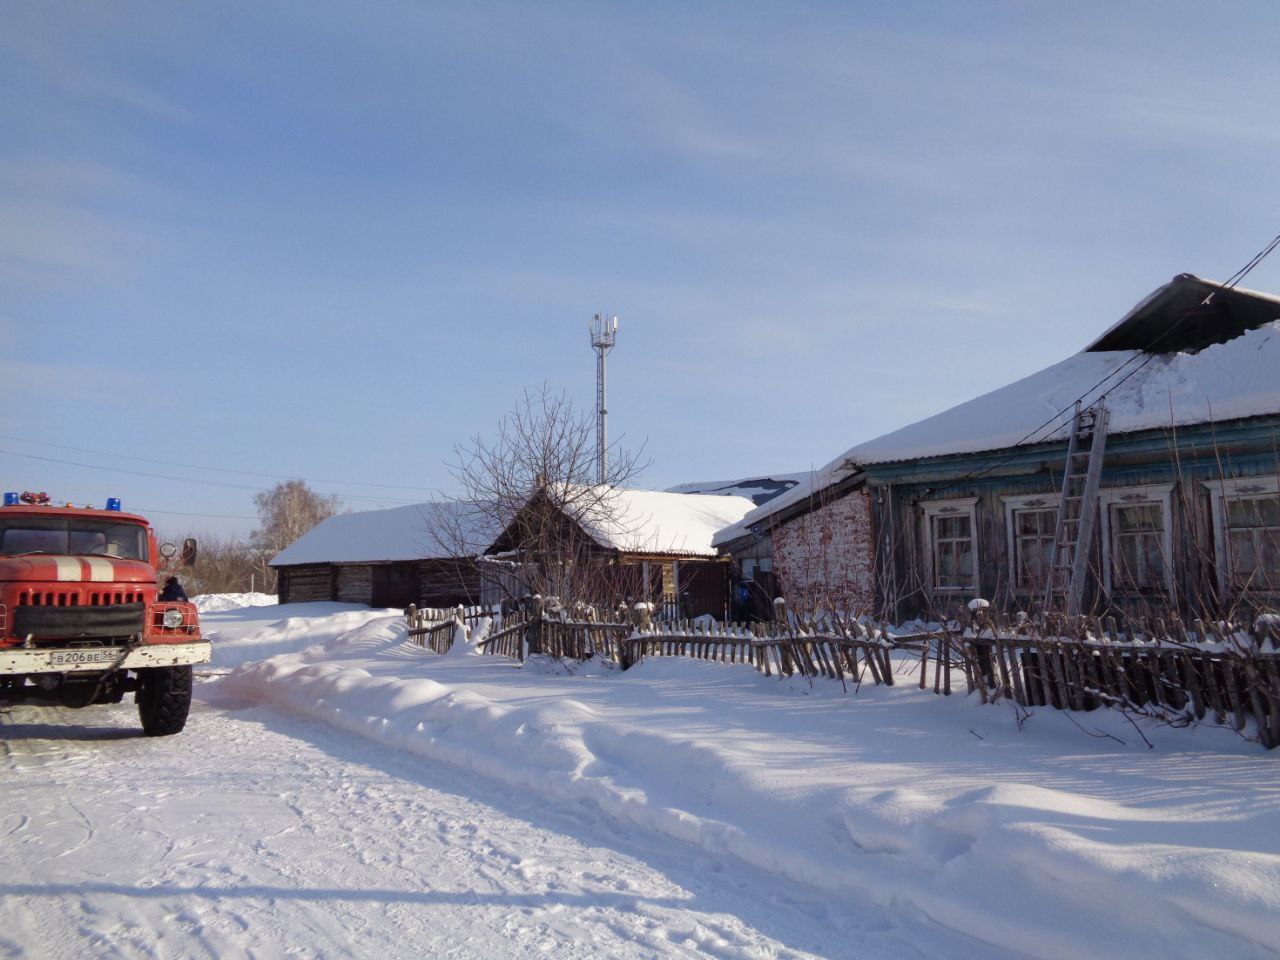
[4,1,1280,537]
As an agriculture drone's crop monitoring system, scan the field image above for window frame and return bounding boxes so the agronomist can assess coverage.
[1001,494,1061,595]
[920,497,980,595]
[1097,484,1175,601]
[1202,476,1280,596]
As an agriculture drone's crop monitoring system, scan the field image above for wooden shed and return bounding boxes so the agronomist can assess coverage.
[271,502,495,610]
[482,486,757,620]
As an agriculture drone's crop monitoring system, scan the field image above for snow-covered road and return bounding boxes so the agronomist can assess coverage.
[1,685,997,960]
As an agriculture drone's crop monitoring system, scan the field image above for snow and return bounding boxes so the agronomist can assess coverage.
[842,319,1280,466]
[204,603,1280,959]
[570,487,757,556]
[1082,274,1280,352]
[1,599,1013,960]
[271,489,755,567]
[712,472,826,546]
[270,500,499,566]
[6,598,1278,958]
[717,319,1280,541]
[666,473,809,506]
[193,591,278,613]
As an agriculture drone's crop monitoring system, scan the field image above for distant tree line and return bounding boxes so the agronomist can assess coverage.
[162,480,339,596]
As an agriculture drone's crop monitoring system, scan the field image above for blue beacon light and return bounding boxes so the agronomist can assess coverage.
[106,497,122,512]
[3,492,18,507]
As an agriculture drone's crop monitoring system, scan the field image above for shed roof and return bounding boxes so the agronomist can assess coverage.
[509,486,757,558]
[271,501,498,567]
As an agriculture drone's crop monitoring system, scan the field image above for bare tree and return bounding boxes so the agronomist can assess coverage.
[438,386,648,607]
[252,480,341,559]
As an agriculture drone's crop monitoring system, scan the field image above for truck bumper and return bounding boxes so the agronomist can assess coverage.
[0,641,212,675]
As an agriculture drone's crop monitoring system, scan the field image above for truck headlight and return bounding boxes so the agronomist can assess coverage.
[162,609,184,629]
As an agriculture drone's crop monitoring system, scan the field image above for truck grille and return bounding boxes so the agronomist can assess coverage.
[15,590,144,607]
[10,602,146,641]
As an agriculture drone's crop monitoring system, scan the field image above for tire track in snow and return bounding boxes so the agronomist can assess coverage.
[1,689,963,960]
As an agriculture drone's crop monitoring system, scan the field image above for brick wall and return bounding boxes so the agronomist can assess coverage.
[773,488,875,611]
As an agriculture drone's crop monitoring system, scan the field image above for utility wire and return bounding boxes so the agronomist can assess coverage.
[0,432,431,492]
[135,507,261,521]
[0,447,423,504]
[945,235,1280,485]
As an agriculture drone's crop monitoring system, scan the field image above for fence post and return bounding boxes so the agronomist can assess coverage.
[523,596,544,659]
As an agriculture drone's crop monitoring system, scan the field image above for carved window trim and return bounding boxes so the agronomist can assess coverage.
[1201,476,1280,595]
[1000,494,1061,594]
[920,497,980,595]
[1098,484,1175,601]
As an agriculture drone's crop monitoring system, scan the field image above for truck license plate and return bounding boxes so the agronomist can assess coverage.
[49,649,116,667]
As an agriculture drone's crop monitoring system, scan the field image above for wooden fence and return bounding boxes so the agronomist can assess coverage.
[404,603,1280,747]
[959,613,1280,747]
[619,619,898,685]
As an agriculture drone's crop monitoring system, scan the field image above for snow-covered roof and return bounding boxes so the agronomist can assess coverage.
[714,276,1280,544]
[712,472,830,547]
[842,318,1280,467]
[665,473,808,506]
[271,501,499,566]
[545,487,757,557]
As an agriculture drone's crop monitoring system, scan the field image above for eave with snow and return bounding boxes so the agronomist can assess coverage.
[716,274,1280,621]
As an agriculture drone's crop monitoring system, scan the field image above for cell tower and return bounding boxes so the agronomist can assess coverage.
[589,313,619,485]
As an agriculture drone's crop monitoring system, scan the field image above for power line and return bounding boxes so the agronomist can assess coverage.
[948,235,1280,485]
[0,448,423,504]
[0,432,431,493]
[135,507,260,520]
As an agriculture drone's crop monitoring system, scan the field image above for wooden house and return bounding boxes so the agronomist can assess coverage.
[719,274,1280,621]
[483,486,757,619]
[271,502,495,609]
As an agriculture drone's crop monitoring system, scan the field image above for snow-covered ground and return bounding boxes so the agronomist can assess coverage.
[4,596,1278,959]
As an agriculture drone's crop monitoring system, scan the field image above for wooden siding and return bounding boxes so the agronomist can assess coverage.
[336,564,373,604]
[868,417,1280,621]
[419,558,482,608]
[278,559,482,609]
[277,564,333,604]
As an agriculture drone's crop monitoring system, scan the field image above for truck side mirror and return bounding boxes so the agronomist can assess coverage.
[181,538,198,567]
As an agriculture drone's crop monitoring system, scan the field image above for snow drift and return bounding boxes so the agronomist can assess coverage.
[215,608,1280,960]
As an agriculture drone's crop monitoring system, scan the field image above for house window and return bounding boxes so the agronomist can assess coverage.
[1001,495,1059,594]
[1110,503,1165,591]
[921,498,979,593]
[1205,478,1280,594]
[1099,485,1175,600]
[1224,494,1280,590]
[1015,507,1057,591]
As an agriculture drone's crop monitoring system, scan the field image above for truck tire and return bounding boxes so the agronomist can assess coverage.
[136,665,193,736]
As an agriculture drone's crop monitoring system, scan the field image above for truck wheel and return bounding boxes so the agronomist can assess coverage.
[136,665,193,736]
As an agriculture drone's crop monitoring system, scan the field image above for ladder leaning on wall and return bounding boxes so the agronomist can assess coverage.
[1044,401,1109,616]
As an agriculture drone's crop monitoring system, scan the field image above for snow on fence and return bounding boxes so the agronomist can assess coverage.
[406,604,496,655]
[407,603,903,685]
[958,610,1280,747]
[620,618,898,685]
[403,602,1280,746]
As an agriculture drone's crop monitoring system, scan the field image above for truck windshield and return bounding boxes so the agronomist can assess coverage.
[0,517,149,561]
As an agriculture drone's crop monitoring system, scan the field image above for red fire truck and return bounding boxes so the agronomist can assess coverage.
[0,491,210,736]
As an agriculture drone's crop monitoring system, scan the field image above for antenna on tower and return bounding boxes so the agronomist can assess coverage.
[589,313,619,485]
